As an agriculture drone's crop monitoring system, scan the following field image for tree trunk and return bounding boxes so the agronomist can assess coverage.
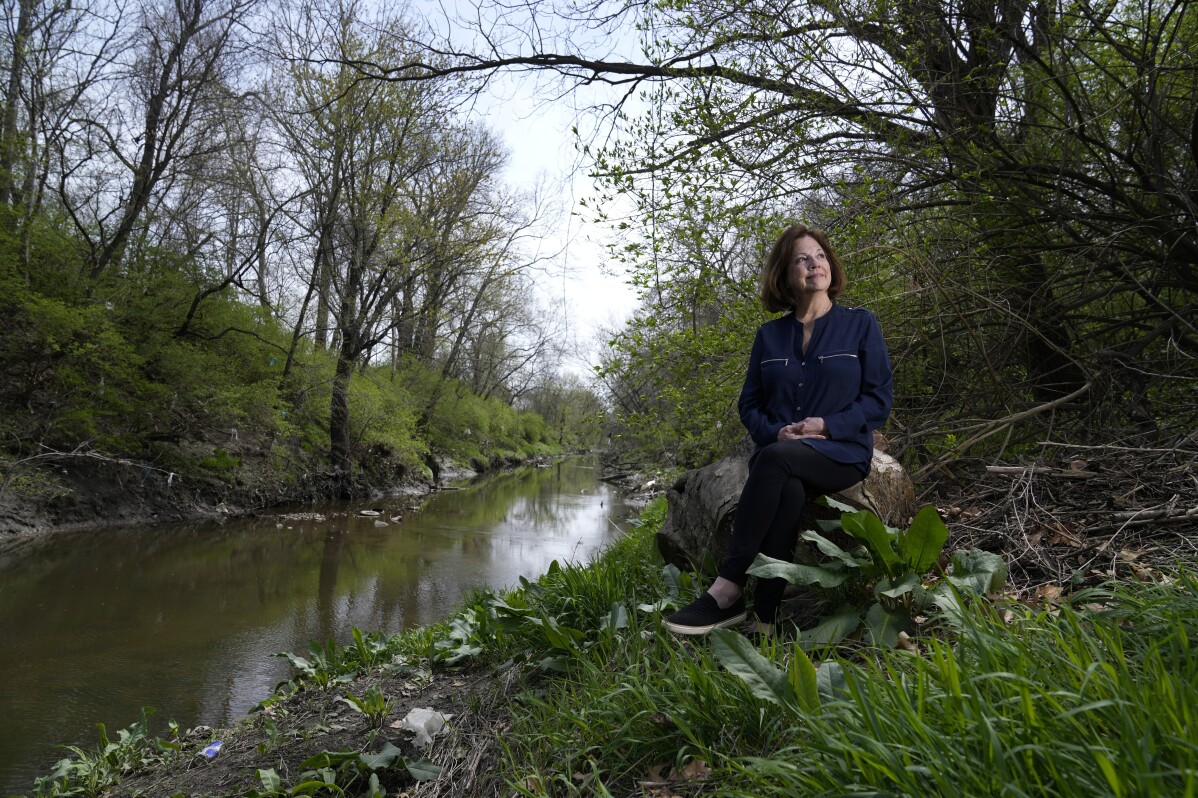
[329,345,355,498]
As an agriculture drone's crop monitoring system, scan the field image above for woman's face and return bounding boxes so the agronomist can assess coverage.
[788,235,831,301]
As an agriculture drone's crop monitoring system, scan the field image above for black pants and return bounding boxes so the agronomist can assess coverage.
[719,441,864,624]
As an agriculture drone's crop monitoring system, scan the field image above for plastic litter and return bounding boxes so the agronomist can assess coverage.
[399,707,453,748]
[200,741,223,759]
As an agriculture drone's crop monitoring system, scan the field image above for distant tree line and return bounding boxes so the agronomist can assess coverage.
[0,0,605,497]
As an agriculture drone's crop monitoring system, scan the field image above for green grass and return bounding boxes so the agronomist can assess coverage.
[469,501,1198,797]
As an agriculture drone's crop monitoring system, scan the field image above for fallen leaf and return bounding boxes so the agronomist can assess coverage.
[1130,563,1155,581]
[1117,548,1144,562]
[1068,458,1089,470]
[643,763,669,783]
[674,759,711,780]
[1036,583,1063,604]
[896,631,918,652]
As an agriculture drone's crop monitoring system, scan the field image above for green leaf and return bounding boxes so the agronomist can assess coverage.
[876,572,920,599]
[864,603,912,648]
[900,505,950,573]
[599,602,629,634]
[747,553,849,587]
[816,661,848,702]
[406,759,442,782]
[536,613,585,652]
[819,495,859,513]
[787,643,821,713]
[815,518,844,533]
[538,655,571,672]
[800,605,862,646]
[710,628,797,710]
[359,742,404,770]
[947,548,1009,594]
[839,510,901,575]
[800,530,862,568]
[257,769,282,793]
[930,583,966,625]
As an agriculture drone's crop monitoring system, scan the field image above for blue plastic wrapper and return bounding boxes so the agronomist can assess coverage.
[201,741,223,759]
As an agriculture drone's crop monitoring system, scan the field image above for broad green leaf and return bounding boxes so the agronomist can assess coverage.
[256,769,281,792]
[816,661,848,702]
[839,510,900,575]
[930,583,966,626]
[359,742,404,770]
[662,563,683,593]
[531,613,585,652]
[291,780,343,796]
[710,628,797,710]
[819,495,858,513]
[800,605,861,646]
[599,602,629,634]
[276,652,315,676]
[538,655,570,672]
[864,603,912,648]
[748,553,849,587]
[947,548,1009,594]
[487,597,534,617]
[815,518,844,533]
[406,759,443,781]
[900,505,950,573]
[876,572,920,599]
[300,750,357,769]
[787,643,820,713]
[800,530,861,568]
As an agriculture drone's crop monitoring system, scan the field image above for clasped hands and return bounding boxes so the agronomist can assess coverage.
[778,417,828,441]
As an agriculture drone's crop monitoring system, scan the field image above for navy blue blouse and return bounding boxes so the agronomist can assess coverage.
[737,304,894,475]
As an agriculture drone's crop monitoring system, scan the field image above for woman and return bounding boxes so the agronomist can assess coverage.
[665,223,893,637]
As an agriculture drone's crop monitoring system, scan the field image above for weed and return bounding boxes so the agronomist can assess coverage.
[748,498,1006,645]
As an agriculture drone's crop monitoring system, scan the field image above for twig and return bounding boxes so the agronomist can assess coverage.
[1037,440,1197,454]
[985,465,1099,479]
[915,383,1091,480]
[1080,505,1198,536]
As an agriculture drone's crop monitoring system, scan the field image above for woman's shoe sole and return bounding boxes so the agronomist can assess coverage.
[663,611,748,636]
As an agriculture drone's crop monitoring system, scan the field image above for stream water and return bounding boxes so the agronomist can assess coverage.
[0,457,635,794]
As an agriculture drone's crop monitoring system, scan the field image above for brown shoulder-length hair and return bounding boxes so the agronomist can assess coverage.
[759,223,847,313]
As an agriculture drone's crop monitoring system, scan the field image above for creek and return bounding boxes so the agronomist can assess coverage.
[0,457,636,794]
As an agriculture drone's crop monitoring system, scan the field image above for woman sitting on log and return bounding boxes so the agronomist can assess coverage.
[665,223,894,638]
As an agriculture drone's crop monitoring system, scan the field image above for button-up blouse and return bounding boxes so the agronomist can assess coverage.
[737,304,894,475]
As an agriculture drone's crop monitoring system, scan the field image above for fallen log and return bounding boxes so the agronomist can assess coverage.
[656,434,918,571]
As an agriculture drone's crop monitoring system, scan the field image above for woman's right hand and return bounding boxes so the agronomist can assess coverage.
[778,418,828,441]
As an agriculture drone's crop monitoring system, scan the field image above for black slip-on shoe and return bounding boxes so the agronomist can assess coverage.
[664,593,747,636]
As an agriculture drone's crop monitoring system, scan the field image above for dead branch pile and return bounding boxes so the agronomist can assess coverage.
[927,434,1198,596]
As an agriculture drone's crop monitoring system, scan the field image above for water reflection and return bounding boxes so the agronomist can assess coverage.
[0,458,633,794]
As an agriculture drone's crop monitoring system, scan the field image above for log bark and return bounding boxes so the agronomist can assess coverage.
[656,434,917,571]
